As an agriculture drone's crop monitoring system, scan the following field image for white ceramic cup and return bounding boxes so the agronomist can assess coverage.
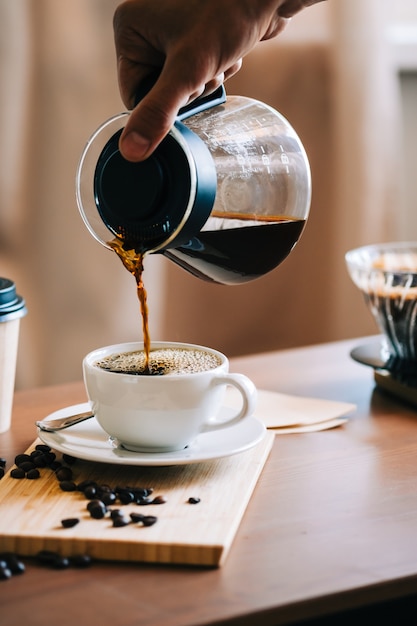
[83,341,257,452]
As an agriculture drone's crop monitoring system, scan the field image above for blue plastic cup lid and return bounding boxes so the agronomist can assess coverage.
[0,278,27,322]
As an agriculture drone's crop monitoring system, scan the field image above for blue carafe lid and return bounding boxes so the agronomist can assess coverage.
[92,83,226,253]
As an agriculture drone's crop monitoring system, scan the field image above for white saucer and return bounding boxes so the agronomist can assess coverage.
[37,403,266,466]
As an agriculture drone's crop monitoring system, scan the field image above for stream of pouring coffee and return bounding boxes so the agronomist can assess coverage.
[107,210,305,375]
[108,238,151,373]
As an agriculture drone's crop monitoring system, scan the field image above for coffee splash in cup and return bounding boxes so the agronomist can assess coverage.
[95,346,222,376]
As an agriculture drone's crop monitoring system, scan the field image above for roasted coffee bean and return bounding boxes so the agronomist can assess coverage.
[62,454,77,465]
[0,553,25,575]
[129,512,145,523]
[83,485,98,499]
[61,518,80,529]
[118,490,135,505]
[86,499,103,511]
[87,500,107,519]
[109,508,123,520]
[35,550,56,566]
[55,467,73,482]
[35,550,70,569]
[10,467,25,479]
[151,495,167,505]
[30,450,48,467]
[14,452,30,466]
[44,451,57,464]
[99,483,112,492]
[30,450,55,467]
[0,458,6,468]
[26,468,41,480]
[18,461,35,473]
[14,453,31,466]
[70,554,92,568]
[100,491,117,506]
[0,468,4,479]
[136,487,153,497]
[88,505,107,520]
[112,514,130,527]
[135,496,152,505]
[48,460,61,471]
[142,515,157,527]
[11,558,25,575]
[35,444,51,453]
[46,552,70,569]
[59,480,77,492]
[31,453,49,468]
[77,479,97,491]
[30,450,56,467]
[0,565,12,580]
[188,497,201,504]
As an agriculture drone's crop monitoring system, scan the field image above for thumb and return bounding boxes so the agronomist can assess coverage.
[118,74,190,162]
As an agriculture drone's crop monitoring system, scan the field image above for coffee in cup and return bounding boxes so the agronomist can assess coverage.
[95,346,223,376]
[83,341,257,452]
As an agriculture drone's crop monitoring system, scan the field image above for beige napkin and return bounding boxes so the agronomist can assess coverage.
[225,388,355,434]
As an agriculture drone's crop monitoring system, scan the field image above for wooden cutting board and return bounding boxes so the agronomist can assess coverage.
[0,432,274,567]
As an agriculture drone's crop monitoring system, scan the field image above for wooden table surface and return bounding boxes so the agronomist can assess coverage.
[2,336,417,625]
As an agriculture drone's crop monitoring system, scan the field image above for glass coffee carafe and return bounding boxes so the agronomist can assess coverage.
[76,84,311,285]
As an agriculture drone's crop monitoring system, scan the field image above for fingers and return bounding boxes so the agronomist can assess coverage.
[181,60,242,104]
[118,61,242,162]
[261,16,291,40]
[119,84,183,162]
[224,59,242,81]
[277,0,325,19]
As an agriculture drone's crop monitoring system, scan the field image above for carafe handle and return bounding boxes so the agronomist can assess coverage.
[134,71,226,120]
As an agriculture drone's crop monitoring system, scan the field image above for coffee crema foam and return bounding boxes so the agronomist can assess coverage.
[95,348,222,376]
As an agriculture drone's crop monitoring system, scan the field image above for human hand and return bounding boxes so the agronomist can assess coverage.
[113,0,325,161]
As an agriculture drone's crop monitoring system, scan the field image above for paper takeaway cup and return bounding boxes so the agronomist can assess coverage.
[0,278,27,433]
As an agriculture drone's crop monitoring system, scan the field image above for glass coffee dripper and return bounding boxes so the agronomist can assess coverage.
[76,85,311,284]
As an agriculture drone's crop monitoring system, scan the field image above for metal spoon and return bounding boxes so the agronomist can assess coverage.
[36,410,94,432]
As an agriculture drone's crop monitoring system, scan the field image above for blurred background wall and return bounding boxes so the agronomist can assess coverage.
[0,0,416,389]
